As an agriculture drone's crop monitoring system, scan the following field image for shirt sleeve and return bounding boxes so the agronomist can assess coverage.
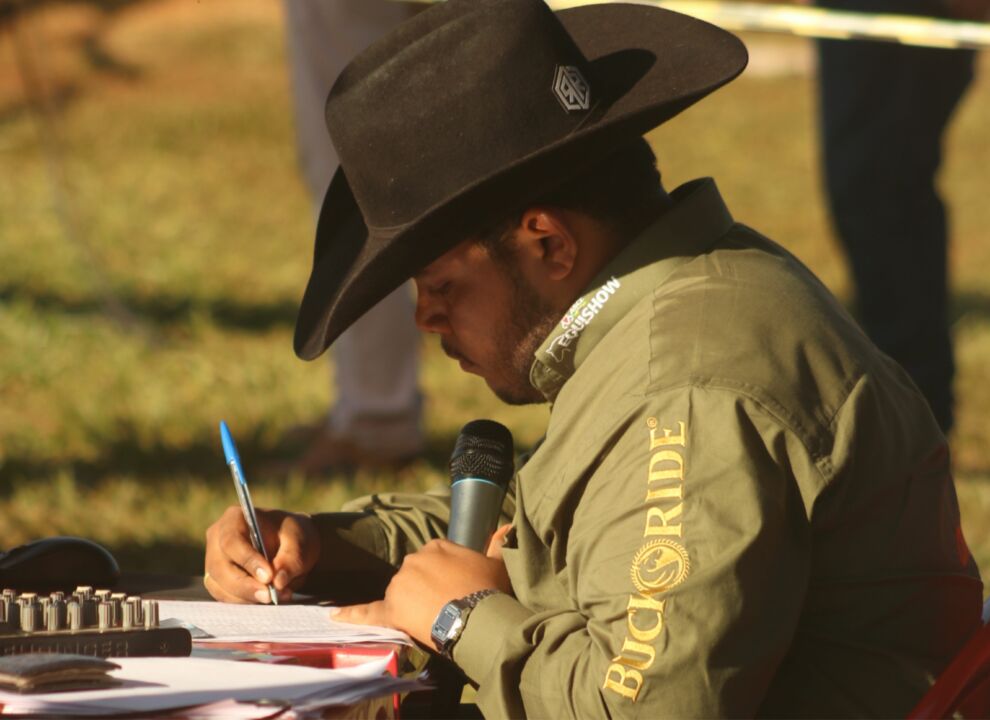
[313,476,519,567]
[453,385,813,719]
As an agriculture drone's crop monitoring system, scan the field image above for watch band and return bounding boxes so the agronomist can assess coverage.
[431,588,501,658]
[461,588,500,608]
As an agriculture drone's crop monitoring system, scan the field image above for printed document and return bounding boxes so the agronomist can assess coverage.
[156,600,411,645]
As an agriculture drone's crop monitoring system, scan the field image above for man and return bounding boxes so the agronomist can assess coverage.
[205,1,982,717]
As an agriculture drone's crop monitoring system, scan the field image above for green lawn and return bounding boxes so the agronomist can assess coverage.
[1,0,989,579]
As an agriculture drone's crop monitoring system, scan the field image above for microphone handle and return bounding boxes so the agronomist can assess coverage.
[448,477,507,552]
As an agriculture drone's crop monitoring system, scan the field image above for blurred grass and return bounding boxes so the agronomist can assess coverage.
[0,0,988,580]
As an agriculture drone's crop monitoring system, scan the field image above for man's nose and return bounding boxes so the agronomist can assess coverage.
[414,287,451,334]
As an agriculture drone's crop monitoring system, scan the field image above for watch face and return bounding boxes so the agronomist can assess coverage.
[431,601,467,653]
[436,604,461,634]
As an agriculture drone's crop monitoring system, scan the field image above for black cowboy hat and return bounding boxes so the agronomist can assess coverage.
[294,0,747,360]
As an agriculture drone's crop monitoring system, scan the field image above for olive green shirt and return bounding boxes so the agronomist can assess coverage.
[328,179,981,718]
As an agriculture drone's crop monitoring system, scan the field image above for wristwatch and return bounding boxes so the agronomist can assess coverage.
[430,589,500,659]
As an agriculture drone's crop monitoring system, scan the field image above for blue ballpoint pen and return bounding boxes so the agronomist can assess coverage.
[219,421,279,605]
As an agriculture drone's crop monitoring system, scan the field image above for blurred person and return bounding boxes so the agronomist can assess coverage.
[813,0,986,432]
[206,2,982,717]
[281,0,425,472]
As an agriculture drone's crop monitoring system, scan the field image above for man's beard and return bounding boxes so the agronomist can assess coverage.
[487,267,561,406]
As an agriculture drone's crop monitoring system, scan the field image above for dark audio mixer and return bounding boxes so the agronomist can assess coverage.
[0,587,191,657]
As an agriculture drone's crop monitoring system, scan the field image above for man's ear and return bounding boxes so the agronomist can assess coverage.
[515,207,577,281]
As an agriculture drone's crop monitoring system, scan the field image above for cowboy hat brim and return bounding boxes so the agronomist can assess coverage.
[294,3,747,360]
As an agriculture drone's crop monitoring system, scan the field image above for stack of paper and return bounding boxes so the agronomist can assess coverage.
[0,656,421,717]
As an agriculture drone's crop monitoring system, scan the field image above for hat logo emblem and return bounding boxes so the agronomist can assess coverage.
[553,65,591,112]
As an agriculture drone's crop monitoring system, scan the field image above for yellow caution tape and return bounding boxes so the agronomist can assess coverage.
[407,1,990,50]
[652,2,990,49]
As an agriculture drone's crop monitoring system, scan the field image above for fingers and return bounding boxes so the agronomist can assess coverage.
[269,514,319,603]
[420,539,513,595]
[201,560,263,604]
[270,513,316,592]
[351,538,513,645]
[230,525,276,586]
[205,507,323,604]
[204,506,276,603]
[202,571,260,604]
[486,523,513,560]
[332,601,389,628]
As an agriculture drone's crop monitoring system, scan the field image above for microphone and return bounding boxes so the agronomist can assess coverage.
[447,419,515,552]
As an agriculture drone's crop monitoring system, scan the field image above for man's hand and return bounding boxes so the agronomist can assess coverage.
[204,507,320,603]
[333,535,512,647]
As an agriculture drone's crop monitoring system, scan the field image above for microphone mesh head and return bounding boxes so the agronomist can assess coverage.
[449,419,514,488]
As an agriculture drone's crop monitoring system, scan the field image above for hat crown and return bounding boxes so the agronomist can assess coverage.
[326,0,596,231]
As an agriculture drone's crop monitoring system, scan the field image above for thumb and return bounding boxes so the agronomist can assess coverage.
[486,524,513,560]
[332,601,388,628]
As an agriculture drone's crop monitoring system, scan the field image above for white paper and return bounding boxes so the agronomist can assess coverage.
[0,656,395,716]
[156,600,411,645]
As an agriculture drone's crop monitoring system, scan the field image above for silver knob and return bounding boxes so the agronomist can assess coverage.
[126,597,143,625]
[2,597,17,630]
[98,601,113,630]
[121,602,136,629]
[67,600,83,631]
[46,601,66,631]
[20,603,37,633]
[142,600,159,629]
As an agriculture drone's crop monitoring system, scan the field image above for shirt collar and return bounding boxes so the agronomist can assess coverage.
[529,178,734,402]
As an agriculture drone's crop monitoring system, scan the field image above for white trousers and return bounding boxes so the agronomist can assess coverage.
[284,0,423,455]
